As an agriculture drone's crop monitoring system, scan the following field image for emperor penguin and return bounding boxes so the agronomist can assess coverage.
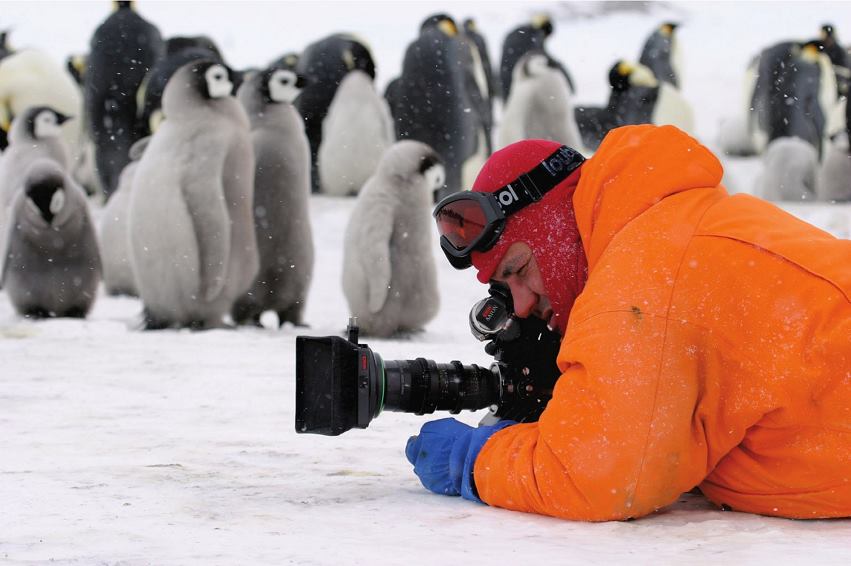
[498,51,583,151]
[388,17,477,199]
[318,70,394,196]
[128,59,259,329]
[342,141,444,337]
[0,106,72,264]
[754,136,819,201]
[138,35,226,136]
[85,0,163,199]
[0,159,101,318]
[638,22,682,88]
[0,49,83,159]
[98,137,149,296]
[499,14,575,101]
[818,98,851,201]
[575,60,660,151]
[232,67,314,327]
[749,41,837,156]
[295,33,376,192]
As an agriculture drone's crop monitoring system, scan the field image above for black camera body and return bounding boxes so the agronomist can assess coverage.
[295,284,563,436]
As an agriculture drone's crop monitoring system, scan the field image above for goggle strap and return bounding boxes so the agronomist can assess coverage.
[492,146,584,216]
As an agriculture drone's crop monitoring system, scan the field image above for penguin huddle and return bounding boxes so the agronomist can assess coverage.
[717,25,848,201]
[2,6,849,332]
[575,22,693,151]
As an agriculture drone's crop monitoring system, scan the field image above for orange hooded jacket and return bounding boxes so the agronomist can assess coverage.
[473,125,851,520]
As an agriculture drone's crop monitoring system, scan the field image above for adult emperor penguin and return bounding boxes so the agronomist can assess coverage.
[0,106,72,263]
[0,48,83,157]
[638,22,682,87]
[498,51,582,151]
[318,70,394,196]
[295,33,376,192]
[85,1,163,199]
[98,137,149,296]
[128,59,258,329]
[388,17,477,200]
[499,14,575,100]
[232,67,314,327]
[749,41,837,156]
[818,98,851,201]
[574,60,660,151]
[342,141,444,337]
[0,159,101,318]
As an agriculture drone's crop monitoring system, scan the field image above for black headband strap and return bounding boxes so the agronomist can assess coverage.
[491,146,584,216]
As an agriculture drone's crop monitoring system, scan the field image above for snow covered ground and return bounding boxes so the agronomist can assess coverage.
[2,1,851,564]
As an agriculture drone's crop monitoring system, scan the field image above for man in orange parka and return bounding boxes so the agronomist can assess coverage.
[406,124,851,521]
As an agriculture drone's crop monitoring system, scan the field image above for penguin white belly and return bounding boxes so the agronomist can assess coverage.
[129,141,205,323]
[652,83,695,134]
[818,135,851,202]
[99,164,138,296]
[319,72,394,196]
[497,80,535,149]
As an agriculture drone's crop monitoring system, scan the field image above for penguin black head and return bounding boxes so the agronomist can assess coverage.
[260,67,305,104]
[608,60,658,91]
[463,18,477,33]
[25,172,65,225]
[661,22,679,36]
[25,106,71,140]
[421,13,458,37]
[821,24,836,40]
[189,59,235,100]
[419,151,446,193]
[531,14,554,37]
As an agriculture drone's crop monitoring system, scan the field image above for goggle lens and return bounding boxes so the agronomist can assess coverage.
[435,198,488,251]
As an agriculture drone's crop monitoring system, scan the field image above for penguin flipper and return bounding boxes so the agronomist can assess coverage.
[181,177,231,302]
[359,200,393,313]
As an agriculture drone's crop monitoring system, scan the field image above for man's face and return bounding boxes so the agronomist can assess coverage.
[490,241,558,332]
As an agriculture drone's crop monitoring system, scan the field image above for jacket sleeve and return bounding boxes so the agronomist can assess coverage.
[473,311,712,521]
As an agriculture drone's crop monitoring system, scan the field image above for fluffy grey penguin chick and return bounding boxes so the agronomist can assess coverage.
[128,60,259,329]
[755,136,819,201]
[818,133,851,201]
[1,158,101,318]
[498,51,583,151]
[319,70,395,196]
[232,67,314,327]
[0,106,72,264]
[342,140,444,337]
[98,136,150,296]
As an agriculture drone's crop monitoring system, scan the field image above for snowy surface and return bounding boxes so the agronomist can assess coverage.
[2,1,851,564]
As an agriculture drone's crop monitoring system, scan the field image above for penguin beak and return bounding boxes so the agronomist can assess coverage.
[55,112,72,125]
[295,74,307,89]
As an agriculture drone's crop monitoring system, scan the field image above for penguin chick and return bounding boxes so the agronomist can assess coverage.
[1,158,101,318]
[342,141,444,337]
[128,59,258,329]
[498,51,583,151]
[755,136,819,201]
[232,67,314,327]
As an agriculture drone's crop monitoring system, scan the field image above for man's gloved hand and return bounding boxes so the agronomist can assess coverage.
[405,417,516,502]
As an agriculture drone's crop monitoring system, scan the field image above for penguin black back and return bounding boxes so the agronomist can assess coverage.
[499,15,573,100]
[295,33,376,192]
[84,1,164,199]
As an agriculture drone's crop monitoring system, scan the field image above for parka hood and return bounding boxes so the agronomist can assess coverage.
[574,125,724,269]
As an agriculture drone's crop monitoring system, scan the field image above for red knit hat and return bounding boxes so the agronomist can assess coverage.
[470,139,587,333]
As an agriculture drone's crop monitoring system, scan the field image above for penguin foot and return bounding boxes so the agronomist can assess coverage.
[22,307,50,319]
[63,306,88,319]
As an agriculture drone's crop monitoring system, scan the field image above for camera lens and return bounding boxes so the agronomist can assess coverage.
[379,355,499,415]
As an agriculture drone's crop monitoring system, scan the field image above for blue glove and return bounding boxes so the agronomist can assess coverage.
[405,417,516,502]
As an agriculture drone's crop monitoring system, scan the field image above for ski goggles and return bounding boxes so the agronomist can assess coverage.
[433,145,585,269]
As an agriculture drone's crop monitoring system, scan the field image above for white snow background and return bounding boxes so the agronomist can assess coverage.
[1,1,851,564]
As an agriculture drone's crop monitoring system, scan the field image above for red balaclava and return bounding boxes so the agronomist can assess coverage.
[470,139,588,334]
